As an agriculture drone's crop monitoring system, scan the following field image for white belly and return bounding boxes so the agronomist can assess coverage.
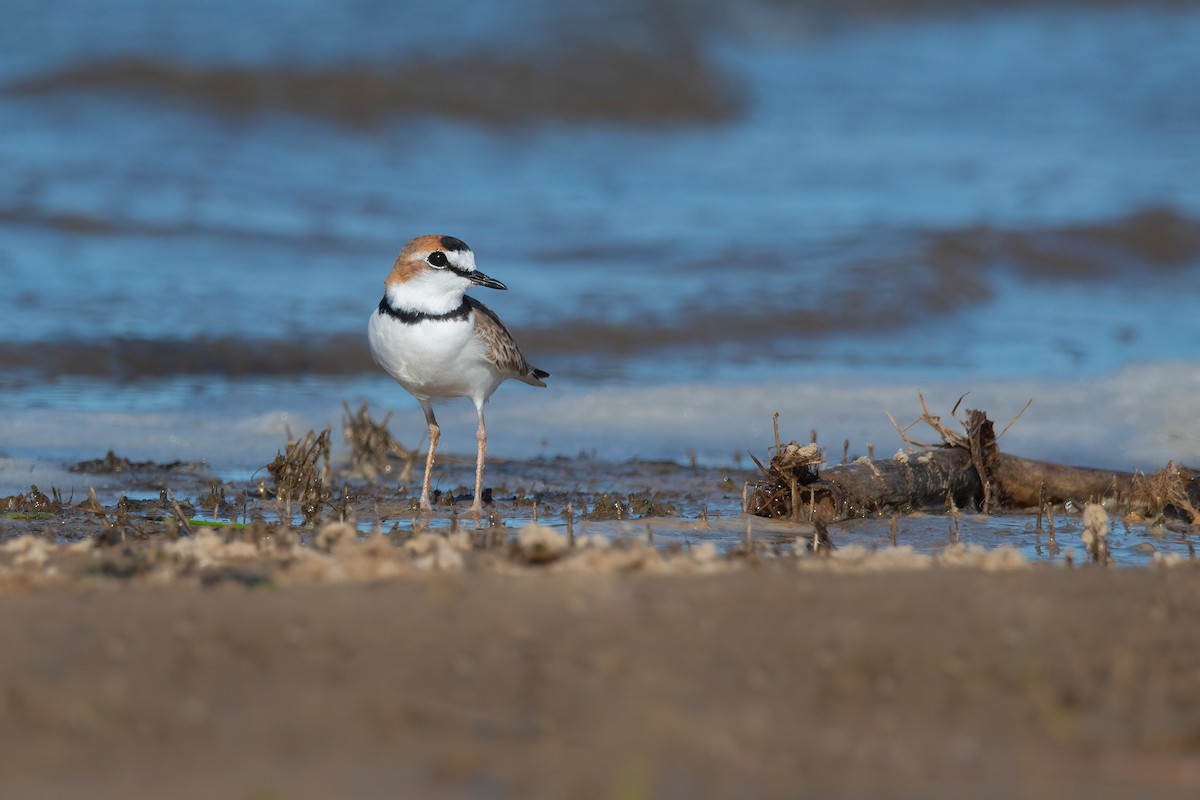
[368,310,504,405]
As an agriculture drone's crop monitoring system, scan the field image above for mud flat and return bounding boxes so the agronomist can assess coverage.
[0,513,1198,799]
[1,439,1198,798]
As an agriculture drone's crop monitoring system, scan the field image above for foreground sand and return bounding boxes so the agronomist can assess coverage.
[0,528,1198,799]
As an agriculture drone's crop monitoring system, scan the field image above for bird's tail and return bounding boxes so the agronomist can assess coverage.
[522,367,549,388]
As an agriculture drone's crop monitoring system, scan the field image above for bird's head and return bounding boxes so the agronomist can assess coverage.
[384,235,507,314]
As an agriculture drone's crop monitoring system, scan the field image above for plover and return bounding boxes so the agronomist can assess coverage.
[368,235,548,514]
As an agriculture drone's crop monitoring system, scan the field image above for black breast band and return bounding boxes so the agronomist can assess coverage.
[377,296,471,324]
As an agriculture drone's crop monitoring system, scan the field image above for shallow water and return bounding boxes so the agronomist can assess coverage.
[4,450,1193,568]
[1,1,1198,495]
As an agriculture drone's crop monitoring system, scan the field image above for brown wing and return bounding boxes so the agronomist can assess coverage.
[467,297,549,387]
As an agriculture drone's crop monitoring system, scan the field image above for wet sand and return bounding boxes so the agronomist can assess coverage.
[2,449,1199,798]
[1,555,1199,799]
[0,449,1198,800]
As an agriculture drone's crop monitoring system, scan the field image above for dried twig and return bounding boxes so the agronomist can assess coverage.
[342,402,421,482]
[263,427,333,526]
[997,398,1034,439]
[167,488,193,537]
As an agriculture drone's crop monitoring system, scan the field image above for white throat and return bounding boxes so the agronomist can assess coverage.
[385,270,469,315]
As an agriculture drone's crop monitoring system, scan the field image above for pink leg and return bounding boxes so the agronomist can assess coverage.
[419,403,439,512]
[470,407,487,517]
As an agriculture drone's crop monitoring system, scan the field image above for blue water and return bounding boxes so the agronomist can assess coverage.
[1,1,1199,470]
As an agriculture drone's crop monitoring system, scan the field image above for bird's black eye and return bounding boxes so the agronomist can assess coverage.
[427,251,449,268]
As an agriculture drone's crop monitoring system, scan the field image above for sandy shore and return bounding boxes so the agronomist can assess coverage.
[0,525,1198,799]
[1,446,1198,798]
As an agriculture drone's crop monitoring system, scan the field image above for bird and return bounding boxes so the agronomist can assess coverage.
[367,234,548,515]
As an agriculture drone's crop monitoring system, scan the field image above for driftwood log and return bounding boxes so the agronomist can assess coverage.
[749,407,1200,525]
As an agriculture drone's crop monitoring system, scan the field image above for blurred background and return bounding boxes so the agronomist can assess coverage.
[1,0,1198,476]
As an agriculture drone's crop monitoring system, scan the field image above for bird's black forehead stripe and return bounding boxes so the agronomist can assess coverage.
[440,236,469,252]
